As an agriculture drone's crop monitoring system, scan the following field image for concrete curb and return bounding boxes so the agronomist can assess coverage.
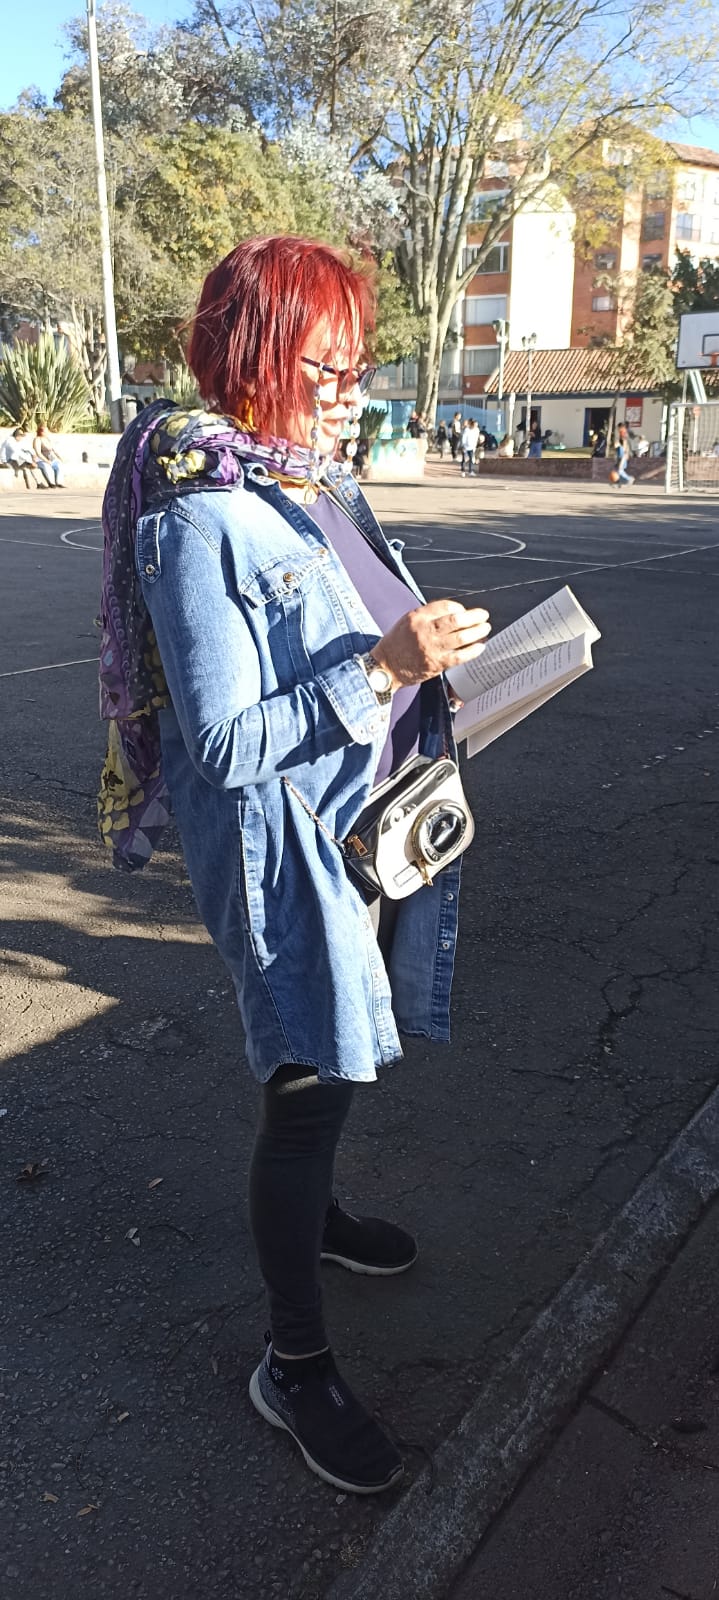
[328,1084,719,1600]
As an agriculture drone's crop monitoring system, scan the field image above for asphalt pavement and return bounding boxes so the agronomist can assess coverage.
[2,476,719,1599]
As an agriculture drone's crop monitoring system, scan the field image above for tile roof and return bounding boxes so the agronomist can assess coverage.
[668,141,719,171]
[483,346,719,397]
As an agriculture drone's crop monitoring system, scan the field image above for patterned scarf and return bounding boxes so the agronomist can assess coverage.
[98,400,327,871]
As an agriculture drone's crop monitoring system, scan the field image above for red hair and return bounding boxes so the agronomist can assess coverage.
[187,236,376,433]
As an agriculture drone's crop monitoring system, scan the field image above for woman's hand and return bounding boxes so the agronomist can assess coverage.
[372,599,491,691]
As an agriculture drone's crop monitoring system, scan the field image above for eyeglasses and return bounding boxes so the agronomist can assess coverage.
[300,356,376,395]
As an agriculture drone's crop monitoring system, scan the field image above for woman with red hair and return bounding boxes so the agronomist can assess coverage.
[99,235,490,1495]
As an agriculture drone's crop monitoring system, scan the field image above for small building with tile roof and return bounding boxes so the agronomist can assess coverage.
[482,346,718,448]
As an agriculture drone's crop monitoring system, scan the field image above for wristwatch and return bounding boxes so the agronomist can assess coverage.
[360,651,394,706]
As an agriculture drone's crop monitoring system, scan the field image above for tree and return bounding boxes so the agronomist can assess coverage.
[0,105,109,413]
[185,0,715,418]
[58,2,268,133]
[618,267,680,397]
[671,250,719,315]
[372,255,424,367]
[114,123,297,358]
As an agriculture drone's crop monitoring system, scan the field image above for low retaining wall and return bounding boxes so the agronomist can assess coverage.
[0,432,120,494]
[363,436,426,482]
[465,454,664,483]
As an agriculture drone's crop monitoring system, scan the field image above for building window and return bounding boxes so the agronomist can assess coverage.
[642,212,666,240]
[592,295,616,312]
[463,347,501,376]
[595,250,617,270]
[675,213,701,241]
[646,170,669,199]
[642,253,663,270]
[469,189,509,223]
[463,242,510,274]
[464,294,508,325]
[677,178,696,203]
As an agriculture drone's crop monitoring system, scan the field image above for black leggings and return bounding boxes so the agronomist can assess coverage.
[249,1063,355,1355]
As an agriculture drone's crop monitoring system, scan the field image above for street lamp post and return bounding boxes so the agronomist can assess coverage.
[490,316,506,438]
[491,318,509,402]
[521,332,537,446]
[87,0,123,432]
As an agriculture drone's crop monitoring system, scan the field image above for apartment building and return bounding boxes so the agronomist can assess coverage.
[571,143,719,346]
[461,181,576,399]
[373,138,719,418]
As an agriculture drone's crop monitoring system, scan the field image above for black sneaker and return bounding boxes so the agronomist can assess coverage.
[321,1198,418,1275]
[249,1342,404,1494]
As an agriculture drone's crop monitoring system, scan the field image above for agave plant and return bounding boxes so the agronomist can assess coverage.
[0,333,92,431]
[359,403,390,443]
[160,365,201,408]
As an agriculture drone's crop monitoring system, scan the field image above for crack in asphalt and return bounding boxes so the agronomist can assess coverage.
[587,1395,719,1475]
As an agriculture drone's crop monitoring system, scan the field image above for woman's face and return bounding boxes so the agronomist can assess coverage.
[278,315,364,455]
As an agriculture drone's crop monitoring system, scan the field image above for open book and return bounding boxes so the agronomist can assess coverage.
[447,586,601,759]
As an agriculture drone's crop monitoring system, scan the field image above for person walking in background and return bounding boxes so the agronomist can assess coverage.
[33,424,65,488]
[527,420,543,458]
[435,420,449,458]
[449,410,463,459]
[613,422,635,487]
[460,417,480,475]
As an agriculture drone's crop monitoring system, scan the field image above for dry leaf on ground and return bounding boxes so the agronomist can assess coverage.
[17,1161,49,1183]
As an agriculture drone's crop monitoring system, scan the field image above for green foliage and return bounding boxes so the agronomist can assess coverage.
[2,0,716,427]
[571,135,674,252]
[160,366,202,407]
[617,268,680,400]
[358,403,388,442]
[85,410,115,432]
[0,333,91,429]
[671,251,719,316]
[372,257,424,367]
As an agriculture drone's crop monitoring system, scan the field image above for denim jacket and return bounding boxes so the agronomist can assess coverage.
[136,461,461,1083]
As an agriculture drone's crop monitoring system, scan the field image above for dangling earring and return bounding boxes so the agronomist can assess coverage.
[307,383,322,492]
[344,406,360,475]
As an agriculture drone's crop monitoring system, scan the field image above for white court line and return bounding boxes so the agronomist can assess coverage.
[0,521,102,552]
[462,539,719,595]
[409,530,526,563]
[0,536,70,549]
[0,656,97,680]
[60,527,103,551]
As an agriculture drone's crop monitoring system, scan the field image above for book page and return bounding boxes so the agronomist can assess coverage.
[466,661,593,756]
[453,632,592,741]
[446,586,600,703]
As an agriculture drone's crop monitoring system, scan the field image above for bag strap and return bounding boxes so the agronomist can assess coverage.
[281,776,368,858]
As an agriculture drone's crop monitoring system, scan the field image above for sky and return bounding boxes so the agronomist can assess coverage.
[2,0,719,154]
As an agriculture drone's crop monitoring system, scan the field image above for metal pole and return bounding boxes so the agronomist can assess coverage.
[87,0,123,432]
[677,404,685,494]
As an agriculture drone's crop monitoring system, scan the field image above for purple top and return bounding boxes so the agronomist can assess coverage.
[307,490,422,783]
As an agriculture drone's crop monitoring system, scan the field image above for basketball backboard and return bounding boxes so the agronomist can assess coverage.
[676,310,719,369]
